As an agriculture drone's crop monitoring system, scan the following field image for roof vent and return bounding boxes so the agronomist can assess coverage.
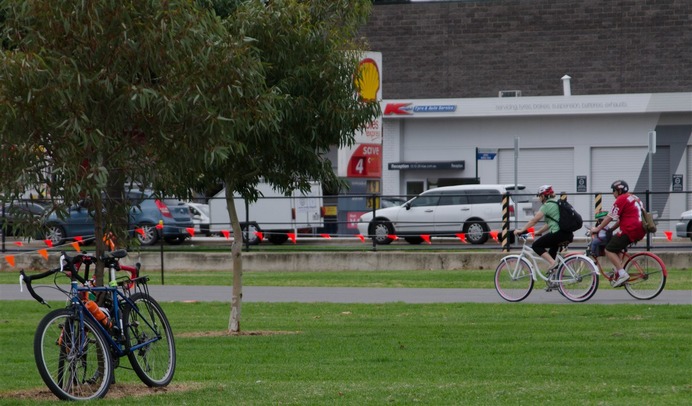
[499,90,522,97]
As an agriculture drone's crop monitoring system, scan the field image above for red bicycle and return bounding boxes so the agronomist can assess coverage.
[584,235,667,300]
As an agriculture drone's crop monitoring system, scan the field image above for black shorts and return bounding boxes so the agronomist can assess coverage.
[605,233,632,253]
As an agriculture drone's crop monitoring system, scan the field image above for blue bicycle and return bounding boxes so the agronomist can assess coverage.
[20,250,175,400]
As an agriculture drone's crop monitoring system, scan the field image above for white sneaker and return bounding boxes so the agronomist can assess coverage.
[612,272,630,288]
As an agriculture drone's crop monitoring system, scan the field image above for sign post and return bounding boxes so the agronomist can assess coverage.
[513,137,520,229]
[647,130,656,250]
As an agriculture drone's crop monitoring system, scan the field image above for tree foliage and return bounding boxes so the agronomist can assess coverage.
[0,0,267,282]
[187,0,380,332]
[0,0,379,331]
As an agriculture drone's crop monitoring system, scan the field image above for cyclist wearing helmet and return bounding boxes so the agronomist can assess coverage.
[591,180,646,287]
[514,185,574,272]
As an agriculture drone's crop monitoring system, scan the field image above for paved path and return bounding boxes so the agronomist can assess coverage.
[2,284,690,305]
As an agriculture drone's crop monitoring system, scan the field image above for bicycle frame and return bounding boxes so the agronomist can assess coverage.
[69,280,160,358]
[583,234,668,281]
[510,237,596,284]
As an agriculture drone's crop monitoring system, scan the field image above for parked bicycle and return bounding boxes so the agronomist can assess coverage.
[583,234,667,300]
[20,250,176,400]
[494,234,599,302]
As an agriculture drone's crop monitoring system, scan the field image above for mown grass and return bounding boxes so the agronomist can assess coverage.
[1,268,691,290]
[0,300,690,405]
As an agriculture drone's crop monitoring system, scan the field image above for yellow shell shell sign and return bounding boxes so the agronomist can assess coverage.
[355,58,380,101]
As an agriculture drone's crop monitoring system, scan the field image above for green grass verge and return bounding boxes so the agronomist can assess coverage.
[1,301,690,405]
[1,268,691,289]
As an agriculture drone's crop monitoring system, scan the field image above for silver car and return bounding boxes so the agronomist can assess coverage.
[675,210,692,241]
[357,184,529,245]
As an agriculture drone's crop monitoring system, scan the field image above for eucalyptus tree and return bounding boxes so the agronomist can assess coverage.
[0,0,268,284]
[186,0,380,332]
[0,0,378,334]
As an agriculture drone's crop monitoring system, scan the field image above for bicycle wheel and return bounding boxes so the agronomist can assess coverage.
[123,293,176,387]
[34,308,113,401]
[557,256,599,302]
[623,252,667,300]
[495,255,534,302]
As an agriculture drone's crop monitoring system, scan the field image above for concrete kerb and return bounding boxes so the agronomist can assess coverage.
[3,251,689,272]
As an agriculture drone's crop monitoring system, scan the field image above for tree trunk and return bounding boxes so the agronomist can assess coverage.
[225,186,243,333]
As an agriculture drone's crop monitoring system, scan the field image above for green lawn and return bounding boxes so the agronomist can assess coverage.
[2,268,691,290]
[0,301,690,405]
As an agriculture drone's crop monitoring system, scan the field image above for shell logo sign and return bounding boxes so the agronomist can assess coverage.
[338,51,382,178]
[355,58,380,101]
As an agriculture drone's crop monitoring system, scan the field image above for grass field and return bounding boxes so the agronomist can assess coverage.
[0,300,690,405]
[1,268,691,289]
[1,264,690,404]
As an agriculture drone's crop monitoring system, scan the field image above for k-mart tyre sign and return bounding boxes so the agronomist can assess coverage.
[346,143,382,177]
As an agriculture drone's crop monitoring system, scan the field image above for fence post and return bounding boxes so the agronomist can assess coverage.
[502,193,510,252]
[371,194,377,252]
[594,193,602,216]
[1,204,5,253]
[244,199,250,252]
[158,220,164,285]
[645,190,651,251]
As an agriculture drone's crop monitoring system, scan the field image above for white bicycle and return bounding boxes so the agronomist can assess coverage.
[494,234,599,302]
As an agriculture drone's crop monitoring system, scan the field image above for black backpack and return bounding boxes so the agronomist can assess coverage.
[546,199,583,233]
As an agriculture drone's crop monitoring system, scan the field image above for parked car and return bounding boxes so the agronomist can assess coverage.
[675,210,692,241]
[1,201,49,238]
[357,184,530,245]
[187,202,211,236]
[43,190,193,246]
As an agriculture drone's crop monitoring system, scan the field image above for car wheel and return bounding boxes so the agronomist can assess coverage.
[464,221,488,245]
[45,224,67,246]
[267,233,289,245]
[404,236,424,244]
[164,236,186,245]
[137,224,159,246]
[242,223,261,245]
[369,220,394,245]
[687,223,692,242]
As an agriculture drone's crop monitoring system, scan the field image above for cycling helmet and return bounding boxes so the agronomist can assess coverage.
[611,180,629,193]
[536,185,554,197]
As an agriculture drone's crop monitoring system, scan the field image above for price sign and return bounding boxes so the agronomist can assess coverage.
[347,143,382,177]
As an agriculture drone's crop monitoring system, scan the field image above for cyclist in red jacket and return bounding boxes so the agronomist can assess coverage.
[590,180,646,287]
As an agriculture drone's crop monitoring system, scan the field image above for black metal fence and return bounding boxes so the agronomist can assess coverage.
[1,190,690,253]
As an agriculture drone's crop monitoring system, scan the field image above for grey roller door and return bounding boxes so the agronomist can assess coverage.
[592,146,670,231]
[498,148,574,197]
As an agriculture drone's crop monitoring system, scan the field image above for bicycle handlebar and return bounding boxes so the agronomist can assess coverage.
[19,251,92,306]
[19,268,58,306]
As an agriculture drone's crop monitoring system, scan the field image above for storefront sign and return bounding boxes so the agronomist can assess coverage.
[577,176,587,193]
[672,174,683,192]
[388,161,465,170]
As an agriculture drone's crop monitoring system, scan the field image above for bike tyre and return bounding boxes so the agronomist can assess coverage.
[494,255,534,302]
[623,252,667,300]
[123,293,176,387]
[557,256,599,302]
[34,308,113,401]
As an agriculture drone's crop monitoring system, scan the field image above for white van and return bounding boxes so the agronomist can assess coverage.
[209,182,323,245]
[357,184,532,245]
